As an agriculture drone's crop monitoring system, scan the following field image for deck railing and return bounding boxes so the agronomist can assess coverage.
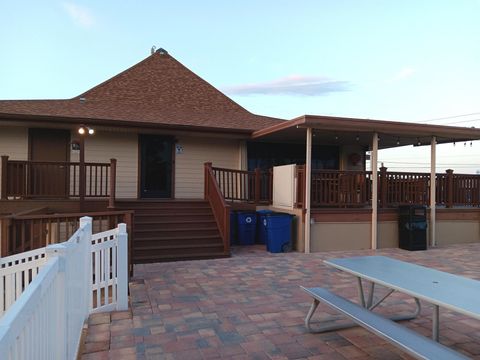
[0,156,117,208]
[204,163,230,254]
[295,167,480,208]
[310,169,373,207]
[0,217,128,359]
[0,210,133,260]
[211,165,272,204]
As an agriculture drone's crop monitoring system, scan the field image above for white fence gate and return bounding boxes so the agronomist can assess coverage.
[0,217,128,360]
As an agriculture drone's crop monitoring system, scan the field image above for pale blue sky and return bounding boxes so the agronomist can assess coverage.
[1,1,480,171]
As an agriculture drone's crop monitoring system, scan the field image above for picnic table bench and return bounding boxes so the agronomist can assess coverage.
[302,256,479,359]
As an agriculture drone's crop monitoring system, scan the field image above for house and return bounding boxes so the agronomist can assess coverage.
[2,48,480,263]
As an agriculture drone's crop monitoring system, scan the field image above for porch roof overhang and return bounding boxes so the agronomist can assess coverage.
[251,115,480,149]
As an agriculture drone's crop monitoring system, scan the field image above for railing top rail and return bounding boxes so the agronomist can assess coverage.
[7,160,111,166]
[212,166,271,174]
[386,171,431,176]
[1,210,134,221]
[0,247,46,267]
[207,167,230,209]
[311,169,373,174]
[212,166,254,174]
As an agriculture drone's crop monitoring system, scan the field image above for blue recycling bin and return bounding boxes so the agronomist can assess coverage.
[229,211,238,245]
[237,212,257,245]
[256,210,274,244]
[265,213,294,253]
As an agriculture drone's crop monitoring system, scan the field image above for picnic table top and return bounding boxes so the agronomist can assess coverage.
[325,255,480,320]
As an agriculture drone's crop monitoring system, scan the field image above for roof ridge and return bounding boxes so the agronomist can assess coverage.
[165,55,253,115]
[74,53,158,100]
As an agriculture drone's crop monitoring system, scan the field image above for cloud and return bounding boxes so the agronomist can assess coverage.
[62,2,95,28]
[222,75,351,96]
[392,67,415,81]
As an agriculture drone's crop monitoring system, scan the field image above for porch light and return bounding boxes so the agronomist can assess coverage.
[78,126,95,135]
[396,138,400,145]
[355,135,360,141]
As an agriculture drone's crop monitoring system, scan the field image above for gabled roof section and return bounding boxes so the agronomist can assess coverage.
[0,50,285,132]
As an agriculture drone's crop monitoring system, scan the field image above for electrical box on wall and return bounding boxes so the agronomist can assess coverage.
[175,144,184,154]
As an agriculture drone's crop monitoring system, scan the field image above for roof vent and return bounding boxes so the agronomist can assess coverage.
[156,48,168,55]
[79,97,86,103]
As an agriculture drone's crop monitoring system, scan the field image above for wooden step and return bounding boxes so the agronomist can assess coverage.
[133,251,229,264]
[134,227,219,238]
[117,200,210,210]
[135,234,223,244]
[134,220,217,230]
[134,213,215,222]
[116,199,229,263]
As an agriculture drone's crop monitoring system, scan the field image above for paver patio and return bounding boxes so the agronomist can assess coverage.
[81,243,480,359]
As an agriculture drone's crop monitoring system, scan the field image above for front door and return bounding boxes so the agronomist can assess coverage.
[29,128,70,197]
[139,135,173,198]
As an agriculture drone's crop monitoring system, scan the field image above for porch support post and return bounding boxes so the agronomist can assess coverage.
[108,158,117,209]
[371,133,379,250]
[430,136,436,247]
[305,127,313,254]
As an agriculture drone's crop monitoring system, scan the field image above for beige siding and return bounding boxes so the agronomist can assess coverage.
[0,126,29,196]
[311,222,371,252]
[175,136,241,199]
[71,131,138,199]
[0,126,28,160]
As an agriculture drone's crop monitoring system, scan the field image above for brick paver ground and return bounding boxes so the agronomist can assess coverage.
[81,243,480,359]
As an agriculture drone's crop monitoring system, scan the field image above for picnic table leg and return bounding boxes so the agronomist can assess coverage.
[305,299,320,332]
[433,305,440,341]
[367,282,375,308]
[357,277,366,307]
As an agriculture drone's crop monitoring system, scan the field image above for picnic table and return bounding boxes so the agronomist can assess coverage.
[302,255,480,359]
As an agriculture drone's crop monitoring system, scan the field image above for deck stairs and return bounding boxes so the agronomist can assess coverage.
[116,200,229,263]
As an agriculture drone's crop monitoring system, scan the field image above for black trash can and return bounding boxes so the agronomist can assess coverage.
[398,205,427,251]
[237,211,257,245]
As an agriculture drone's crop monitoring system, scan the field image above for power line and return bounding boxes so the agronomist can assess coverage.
[380,160,480,165]
[443,118,480,126]
[419,112,480,123]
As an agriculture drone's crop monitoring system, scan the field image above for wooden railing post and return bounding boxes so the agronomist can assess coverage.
[0,217,11,256]
[379,166,388,208]
[122,211,134,277]
[1,155,8,200]
[204,162,212,199]
[108,158,117,208]
[254,168,261,204]
[79,136,86,211]
[446,169,454,208]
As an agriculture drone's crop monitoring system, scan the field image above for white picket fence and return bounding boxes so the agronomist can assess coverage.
[0,216,128,360]
[0,247,47,317]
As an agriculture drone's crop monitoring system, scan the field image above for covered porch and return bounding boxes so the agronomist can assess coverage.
[205,115,480,253]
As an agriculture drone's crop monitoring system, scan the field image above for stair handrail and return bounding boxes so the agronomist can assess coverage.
[204,162,230,254]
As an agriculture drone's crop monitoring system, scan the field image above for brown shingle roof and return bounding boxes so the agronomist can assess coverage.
[0,50,285,132]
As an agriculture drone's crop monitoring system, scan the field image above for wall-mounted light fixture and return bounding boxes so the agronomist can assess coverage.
[78,126,95,135]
